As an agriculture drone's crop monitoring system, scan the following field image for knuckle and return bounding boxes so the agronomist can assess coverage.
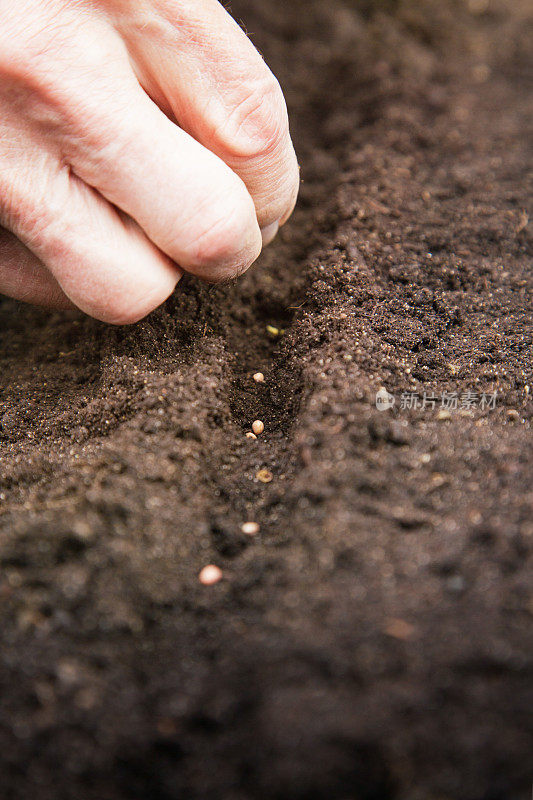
[0,16,128,157]
[99,294,146,325]
[215,71,290,162]
[181,190,260,279]
[88,281,173,326]
[0,18,72,108]
[0,175,66,251]
[102,303,149,326]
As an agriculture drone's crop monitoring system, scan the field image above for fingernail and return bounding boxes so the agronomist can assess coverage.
[261,220,280,247]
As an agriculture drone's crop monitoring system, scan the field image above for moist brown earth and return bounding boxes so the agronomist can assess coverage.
[0,1,531,798]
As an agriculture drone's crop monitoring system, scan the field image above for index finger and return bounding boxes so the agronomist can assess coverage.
[113,0,300,232]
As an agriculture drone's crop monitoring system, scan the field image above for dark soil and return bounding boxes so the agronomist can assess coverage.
[0,1,532,798]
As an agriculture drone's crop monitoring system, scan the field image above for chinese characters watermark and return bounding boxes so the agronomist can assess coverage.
[375,388,498,412]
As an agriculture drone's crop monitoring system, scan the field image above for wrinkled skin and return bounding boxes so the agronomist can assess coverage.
[0,0,299,323]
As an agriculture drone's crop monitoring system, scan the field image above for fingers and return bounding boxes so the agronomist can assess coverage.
[64,75,263,282]
[0,159,182,325]
[0,0,291,323]
[110,0,300,232]
[0,227,73,309]
[0,12,182,322]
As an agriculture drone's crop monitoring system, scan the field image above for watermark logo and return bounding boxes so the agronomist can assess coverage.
[375,387,395,411]
[375,389,499,412]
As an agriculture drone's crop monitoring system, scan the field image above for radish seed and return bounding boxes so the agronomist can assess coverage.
[199,565,222,586]
[241,521,260,536]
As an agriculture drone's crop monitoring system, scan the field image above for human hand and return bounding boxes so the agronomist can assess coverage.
[0,0,299,323]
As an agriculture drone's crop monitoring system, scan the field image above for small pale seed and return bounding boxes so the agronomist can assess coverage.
[252,420,264,435]
[253,372,265,383]
[241,521,260,536]
[199,565,222,586]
